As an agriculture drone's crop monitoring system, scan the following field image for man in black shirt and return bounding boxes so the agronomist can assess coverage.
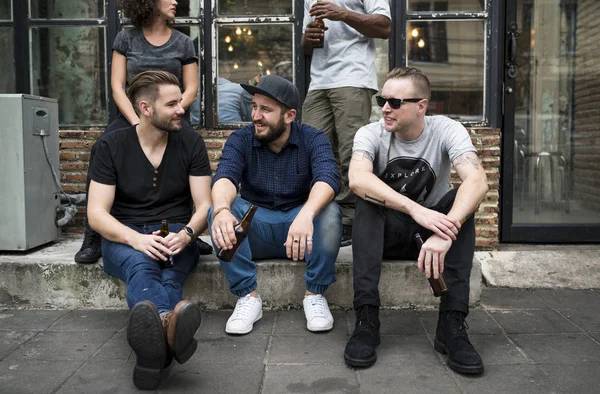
[88,71,212,390]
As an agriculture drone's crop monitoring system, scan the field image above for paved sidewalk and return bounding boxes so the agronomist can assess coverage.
[1,288,599,394]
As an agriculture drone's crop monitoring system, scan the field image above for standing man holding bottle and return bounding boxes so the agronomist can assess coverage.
[87,71,212,390]
[302,0,391,246]
[344,67,489,374]
[209,75,343,335]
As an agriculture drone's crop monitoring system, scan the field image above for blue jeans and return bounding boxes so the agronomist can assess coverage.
[208,197,342,296]
[102,222,200,314]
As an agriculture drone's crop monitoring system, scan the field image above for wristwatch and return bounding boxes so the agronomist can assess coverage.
[184,226,196,240]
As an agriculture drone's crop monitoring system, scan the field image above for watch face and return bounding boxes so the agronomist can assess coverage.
[185,226,194,237]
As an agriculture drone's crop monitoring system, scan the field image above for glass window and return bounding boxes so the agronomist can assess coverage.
[408,0,485,12]
[370,38,390,122]
[30,27,107,125]
[0,0,11,20]
[30,0,104,19]
[172,25,202,126]
[0,28,14,92]
[216,23,293,123]
[175,0,202,17]
[407,20,485,121]
[217,0,293,17]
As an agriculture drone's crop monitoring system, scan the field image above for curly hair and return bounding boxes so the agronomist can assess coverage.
[118,0,158,28]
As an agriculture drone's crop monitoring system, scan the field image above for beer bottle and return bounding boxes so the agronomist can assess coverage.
[217,205,258,262]
[313,1,326,48]
[415,233,449,297]
[159,220,174,269]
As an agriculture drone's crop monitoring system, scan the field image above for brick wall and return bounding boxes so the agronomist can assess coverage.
[573,1,600,210]
[59,127,500,250]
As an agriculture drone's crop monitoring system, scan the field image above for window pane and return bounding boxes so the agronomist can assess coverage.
[370,37,389,122]
[175,0,202,17]
[31,27,107,125]
[407,20,485,121]
[217,0,293,16]
[172,25,202,126]
[512,0,600,224]
[0,28,14,92]
[407,0,484,12]
[0,0,11,20]
[30,0,104,19]
[216,23,293,123]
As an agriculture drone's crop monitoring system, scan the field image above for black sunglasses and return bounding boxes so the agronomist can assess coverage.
[375,96,423,109]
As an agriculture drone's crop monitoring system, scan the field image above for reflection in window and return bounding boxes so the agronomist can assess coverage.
[0,28,14,92]
[30,0,104,19]
[30,27,107,125]
[0,0,11,20]
[408,2,448,63]
[407,20,484,120]
[407,0,484,12]
[216,23,293,122]
[217,0,292,16]
[217,23,294,123]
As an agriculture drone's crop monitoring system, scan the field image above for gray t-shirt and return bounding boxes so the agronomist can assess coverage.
[112,28,197,89]
[353,116,477,208]
[303,0,391,91]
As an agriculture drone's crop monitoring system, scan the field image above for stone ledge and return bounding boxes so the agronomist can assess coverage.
[0,237,482,310]
[477,245,600,289]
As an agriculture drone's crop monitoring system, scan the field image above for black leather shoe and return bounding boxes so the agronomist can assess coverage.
[74,221,102,264]
[344,305,380,367]
[128,301,169,390]
[340,224,352,247]
[434,311,484,374]
[196,238,213,255]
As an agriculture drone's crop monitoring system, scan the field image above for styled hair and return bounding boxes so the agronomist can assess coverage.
[387,67,431,100]
[128,71,180,115]
[118,0,159,28]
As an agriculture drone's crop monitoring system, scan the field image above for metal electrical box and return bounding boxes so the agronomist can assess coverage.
[0,94,60,250]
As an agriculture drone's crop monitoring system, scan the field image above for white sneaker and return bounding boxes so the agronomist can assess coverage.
[225,294,263,335]
[303,294,334,332]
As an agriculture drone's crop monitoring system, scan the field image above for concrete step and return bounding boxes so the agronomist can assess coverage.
[0,236,482,310]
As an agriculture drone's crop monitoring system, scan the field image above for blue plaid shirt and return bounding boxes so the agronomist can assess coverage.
[212,122,341,211]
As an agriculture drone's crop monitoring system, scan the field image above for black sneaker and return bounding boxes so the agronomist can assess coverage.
[434,311,484,374]
[344,305,380,367]
[74,220,102,264]
[127,301,169,390]
[340,224,352,247]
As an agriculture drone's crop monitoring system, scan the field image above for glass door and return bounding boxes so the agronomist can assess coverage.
[502,0,600,242]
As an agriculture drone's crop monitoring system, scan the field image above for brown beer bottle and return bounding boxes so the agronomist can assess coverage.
[415,233,449,297]
[159,220,174,269]
[217,205,258,262]
[313,1,326,48]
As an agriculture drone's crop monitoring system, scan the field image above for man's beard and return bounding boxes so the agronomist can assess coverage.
[151,110,181,133]
[253,115,286,144]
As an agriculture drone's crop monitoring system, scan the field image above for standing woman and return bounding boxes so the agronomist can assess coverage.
[75,0,209,263]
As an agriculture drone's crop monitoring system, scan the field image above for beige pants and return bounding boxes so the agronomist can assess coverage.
[302,87,374,226]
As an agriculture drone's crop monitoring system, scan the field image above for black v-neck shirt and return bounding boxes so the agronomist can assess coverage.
[89,126,212,226]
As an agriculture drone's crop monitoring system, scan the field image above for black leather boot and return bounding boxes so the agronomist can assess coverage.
[74,219,102,264]
[434,311,484,374]
[344,305,380,367]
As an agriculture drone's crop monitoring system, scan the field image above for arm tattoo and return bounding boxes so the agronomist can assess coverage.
[351,151,373,162]
[365,194,386,206]
[453,152,481,169]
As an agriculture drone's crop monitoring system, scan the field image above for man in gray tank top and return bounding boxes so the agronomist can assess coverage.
[344,67,488,375]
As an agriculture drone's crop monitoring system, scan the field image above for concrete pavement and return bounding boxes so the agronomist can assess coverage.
[1,288,600,393]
